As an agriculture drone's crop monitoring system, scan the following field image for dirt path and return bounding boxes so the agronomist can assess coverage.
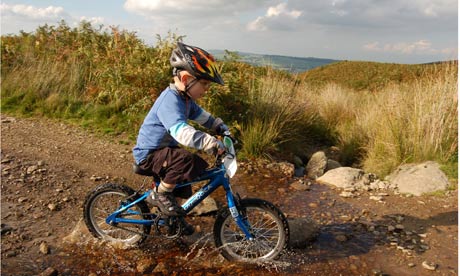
[1,115,458,275]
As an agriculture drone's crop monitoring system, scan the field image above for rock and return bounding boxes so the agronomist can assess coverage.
[1,223,13,235]
[39,267,58,276]
[189,197,218,216]
[395,224,405,231]
[290,180,310,191]
[90,175,103,181]
[422,261,437,271]
[48,203,58,211]
[306,151,328,179]
[386,161,449,196]
[370,195,384,201]
[26,165,38,174]
[294,167,305,177]
[317,167,364,189]
[288,218,319,248]
[266,162,295,177]
[39,242,50,254]
[339,191,354,198]
[18,197,28,203]
[326,159,342,171]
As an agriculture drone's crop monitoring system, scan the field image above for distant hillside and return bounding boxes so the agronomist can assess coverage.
[210,50,339,73]
[299,60,458,91]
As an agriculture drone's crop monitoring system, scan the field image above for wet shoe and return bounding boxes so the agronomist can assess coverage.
[179,217,195,236]
[150,191,186,216]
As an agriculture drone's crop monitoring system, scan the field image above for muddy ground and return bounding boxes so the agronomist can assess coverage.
[1,115,458,275]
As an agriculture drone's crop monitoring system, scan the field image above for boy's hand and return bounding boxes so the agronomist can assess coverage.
[216,123,229,135]
[216,140,225,155]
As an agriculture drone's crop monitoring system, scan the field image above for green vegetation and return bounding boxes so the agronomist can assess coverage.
[1,21,457,180]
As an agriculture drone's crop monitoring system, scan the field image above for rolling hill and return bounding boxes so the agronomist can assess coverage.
[210,50,339,73]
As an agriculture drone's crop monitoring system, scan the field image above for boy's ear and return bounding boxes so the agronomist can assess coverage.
[179,71,194,84]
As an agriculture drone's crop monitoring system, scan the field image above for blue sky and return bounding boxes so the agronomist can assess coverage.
[1,0,458,64]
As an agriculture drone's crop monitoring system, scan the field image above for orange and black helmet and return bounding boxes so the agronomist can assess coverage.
[170,42,224,85]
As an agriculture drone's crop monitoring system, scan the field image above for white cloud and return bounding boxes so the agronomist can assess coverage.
[0,3,107,35]
[247,3,302,31]
[124,0,274,17]
[1,3,69,21]
[287,0,457,31]
[363,40,444,55]
[79,16,105,26]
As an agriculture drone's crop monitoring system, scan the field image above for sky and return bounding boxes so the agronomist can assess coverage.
[1,0,458,64]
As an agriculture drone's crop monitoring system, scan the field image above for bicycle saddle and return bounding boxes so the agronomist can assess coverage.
[132,163,155,176]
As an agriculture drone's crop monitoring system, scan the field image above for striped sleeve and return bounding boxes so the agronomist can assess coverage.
[169,122,217,153]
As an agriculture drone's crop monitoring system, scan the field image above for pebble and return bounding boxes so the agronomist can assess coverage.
[26,165,38,174]
[370,195,383,201]
[395,224,404,230]
[339,191,354,198]
[335,234,348,242]
[18,197,28,203]
[422,261,437,271]
[39,242,50,254]
[48,203,58,211]
[290,180,310,191]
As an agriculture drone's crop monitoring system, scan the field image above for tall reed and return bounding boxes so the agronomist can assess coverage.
[239,71,320,158]
[359,63,457,176]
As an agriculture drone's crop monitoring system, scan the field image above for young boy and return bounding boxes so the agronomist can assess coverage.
[133,42,228,232]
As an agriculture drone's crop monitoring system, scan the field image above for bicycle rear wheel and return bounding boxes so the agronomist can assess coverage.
[213,198,289,262]
[83,183,151,245]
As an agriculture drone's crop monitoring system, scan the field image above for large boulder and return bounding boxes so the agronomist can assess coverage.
[386,161,450,196]
[316,167,365,189]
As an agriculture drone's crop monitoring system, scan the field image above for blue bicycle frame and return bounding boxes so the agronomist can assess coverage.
[105,163,254,240]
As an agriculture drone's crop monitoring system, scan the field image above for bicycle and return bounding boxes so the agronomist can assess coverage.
[83,135,290,262]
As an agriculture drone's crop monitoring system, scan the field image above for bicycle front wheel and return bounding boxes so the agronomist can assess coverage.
[213,198,289,262]
[83,183,151,246]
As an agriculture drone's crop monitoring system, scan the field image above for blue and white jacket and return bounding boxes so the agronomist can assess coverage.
[133,84,220,164]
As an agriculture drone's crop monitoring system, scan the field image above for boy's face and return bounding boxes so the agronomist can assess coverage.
[186,77,212,100]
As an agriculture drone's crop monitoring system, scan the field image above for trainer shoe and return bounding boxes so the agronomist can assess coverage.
[151,191,186,216]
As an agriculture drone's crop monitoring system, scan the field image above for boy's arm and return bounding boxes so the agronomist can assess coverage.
[191,108,229,134]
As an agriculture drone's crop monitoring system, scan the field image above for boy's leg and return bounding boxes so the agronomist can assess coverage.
[151,181,186,216]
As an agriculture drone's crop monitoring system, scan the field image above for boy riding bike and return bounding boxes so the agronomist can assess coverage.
[132,42,229,235]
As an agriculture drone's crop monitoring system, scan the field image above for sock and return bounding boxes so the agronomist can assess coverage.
[157,182,174,193]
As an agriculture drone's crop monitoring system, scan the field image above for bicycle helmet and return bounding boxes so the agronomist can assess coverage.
[170,42,224,85]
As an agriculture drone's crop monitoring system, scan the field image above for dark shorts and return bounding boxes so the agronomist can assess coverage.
[139,147,209,198]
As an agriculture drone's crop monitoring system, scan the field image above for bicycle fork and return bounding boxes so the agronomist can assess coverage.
[224,188,254,241]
